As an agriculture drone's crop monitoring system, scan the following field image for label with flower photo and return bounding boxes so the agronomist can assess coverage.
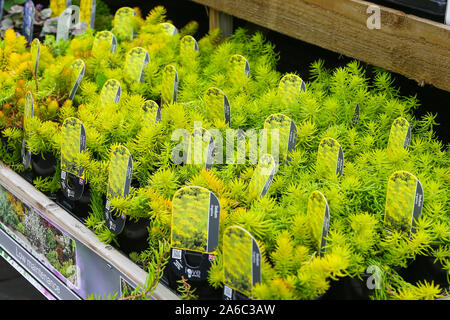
[124,47,150,84]
[204,87,231,126]
[307,190,330,256]
[60,117,86,201]
[99,79,121,106]
[317,137,344,178]
[104,145,133,235]
[263,113,297,164]
[223,225,261,300]
[387,117,411,151]
[92,30,117,56]
[161,64,179,106]
[21,92,34,169]
[384,170,424,237]
[69,59,85,101]
[169,186,220,281]
[278,73,306,105]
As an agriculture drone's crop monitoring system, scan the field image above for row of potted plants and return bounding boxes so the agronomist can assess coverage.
[0,3,448,300]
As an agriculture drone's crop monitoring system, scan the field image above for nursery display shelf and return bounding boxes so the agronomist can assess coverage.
[0,162,179,300]
[190,0,450,92]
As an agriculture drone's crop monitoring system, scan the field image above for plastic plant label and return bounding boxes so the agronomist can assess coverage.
[248,154,276,197]
[60,117,87,201]
[186,126,215,169]
[278,73,306,105]
[229,54,250,77]
[317,137,344,178]
[387,117,411,151]
[30,38,40,77]
[161,64,178,107]
[0,0,4,22]
[263,113,297,164]
[384,170,424,237]
[160,22,178,36]
[80,0,95,28]
[99,79,121,106]
[23,0,35,44]
[307,191,330,256]
[352,104,360,126]
[56,5,80,42]
[170,186,220,281]
[105,145,133,235]
[223,226,261,300]
[92,31,117,56]
[50,0,72,16]
[204,87,230,126]
[21,92,34,169]
[113,7,136,41]
[124,47,150,84]
[180,35,198,59]
[142,100,161,124]
[69,59,85,101]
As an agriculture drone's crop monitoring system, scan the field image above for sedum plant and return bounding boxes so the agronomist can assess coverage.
[0,3,447,301]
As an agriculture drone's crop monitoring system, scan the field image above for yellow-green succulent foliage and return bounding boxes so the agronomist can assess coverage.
[0,3,448,301]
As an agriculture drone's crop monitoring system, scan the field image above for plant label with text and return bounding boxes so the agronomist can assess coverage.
[223,226,261,300]
[170,186,220,282]
[60,117,87,201]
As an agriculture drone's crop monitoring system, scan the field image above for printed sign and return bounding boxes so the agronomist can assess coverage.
[223,225,261,300]
[384,170,424,237]
[23,0,35,44]
[278,73,306,105]
[104,145,133,235]
[99,79,121,106]
[142,100,161,124]
[113,7,136,41]
[161,64,178,107]
[124,47,150,84]
[21,92,34,169]
[91,31,117,56]
[30,38,40,76]
[387,117,411,151]
[204,87,230,125]
[248,154,276,197]
[0,182,138,300]
[56,5,80,42]
[263,113,297,164]
[317,137,344,178]
[60,117,87,201]
[169,186,220,282]
[79,0,95,29]
[307,191,330,256]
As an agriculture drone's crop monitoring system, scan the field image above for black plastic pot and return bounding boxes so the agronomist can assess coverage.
[162,264,223,300]
[321,274,374,300]
[56,183,92,223]
[117,217,150,256]
[31,152,57,178]
[399,254,449,289]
